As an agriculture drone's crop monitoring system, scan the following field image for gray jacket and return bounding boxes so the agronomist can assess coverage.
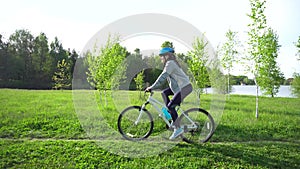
[150,60,190,93]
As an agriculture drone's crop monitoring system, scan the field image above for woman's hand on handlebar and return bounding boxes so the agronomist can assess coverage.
[144,87,152,93]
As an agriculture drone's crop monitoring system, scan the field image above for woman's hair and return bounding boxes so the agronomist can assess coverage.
[165,53,181,68]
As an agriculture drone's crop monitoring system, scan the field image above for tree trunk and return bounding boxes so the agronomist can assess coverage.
[227,72,230,99]
[197,89,201,106]
[255,84,259,119]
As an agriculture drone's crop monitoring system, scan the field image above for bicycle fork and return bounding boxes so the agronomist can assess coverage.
[134,103,147,125]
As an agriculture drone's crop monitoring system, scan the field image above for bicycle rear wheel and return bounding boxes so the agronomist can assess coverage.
[178,108,215,143]
[118,106,154,141]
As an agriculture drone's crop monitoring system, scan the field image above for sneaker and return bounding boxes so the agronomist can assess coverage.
[169,127,184,140]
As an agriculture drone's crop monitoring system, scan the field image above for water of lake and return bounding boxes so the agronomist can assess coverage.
[206,85,295,98]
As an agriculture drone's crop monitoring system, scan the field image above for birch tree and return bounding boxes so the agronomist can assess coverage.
[256,28,284,97]
[219,29,240,95]
[246,0,268,118]
[187,37,210,99]
[86,35,128,105]
[246,0,283,118]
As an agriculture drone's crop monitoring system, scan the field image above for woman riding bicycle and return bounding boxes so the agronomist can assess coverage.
[145,47,193,139]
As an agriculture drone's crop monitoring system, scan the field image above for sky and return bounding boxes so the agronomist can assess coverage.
[1,0,300,78]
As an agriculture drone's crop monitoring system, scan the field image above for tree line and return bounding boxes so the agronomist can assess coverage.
[0,30,78,89]
[0,29,296,91]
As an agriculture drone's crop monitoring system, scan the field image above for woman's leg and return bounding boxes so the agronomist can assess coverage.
[167,84,193,127]
[161,88,173,106]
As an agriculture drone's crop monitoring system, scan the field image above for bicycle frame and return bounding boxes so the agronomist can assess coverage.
[136,91,197,130]
[118,91,215,143]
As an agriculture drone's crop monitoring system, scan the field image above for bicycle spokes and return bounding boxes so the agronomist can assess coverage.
[179,108,215,143]
[118,106,154,141]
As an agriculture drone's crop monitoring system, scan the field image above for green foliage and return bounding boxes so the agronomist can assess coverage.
[295,36,300,60]
[52,59,71,90]
[86,35,128,91]
[291,36,300,97]
[50,37,69,65]
[8,29,35,81]
[219,29,241,94]
[220,29,240,72]
[246,1,284,95]
[141,53,165,89]
[32,33,53,85]
[256,28,284,97]
[124,48,148,90]
[134,70,144,91]
[246,0,267,76]
[0,34,9,81]
[161,41,174,49]
[229,75,255,85]
[246,0,284,117]
[187,37,210,94]
[0,29,78,89]
[291,73,300,98]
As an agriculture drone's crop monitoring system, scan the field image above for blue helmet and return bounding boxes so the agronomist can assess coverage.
[159,47,174,55]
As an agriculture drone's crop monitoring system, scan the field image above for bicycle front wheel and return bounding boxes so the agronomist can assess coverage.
[179,108,215,143]
[118,106,154,141]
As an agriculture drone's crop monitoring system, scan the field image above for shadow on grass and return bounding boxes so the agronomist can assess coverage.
[182,141,299,169]
[211,124,299,143]
[169,123,300,168]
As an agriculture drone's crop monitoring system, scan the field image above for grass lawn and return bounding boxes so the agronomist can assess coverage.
[0,89,299,168]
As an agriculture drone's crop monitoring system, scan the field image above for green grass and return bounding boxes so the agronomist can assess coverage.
[0,89,84,139]
[0,89,299,168]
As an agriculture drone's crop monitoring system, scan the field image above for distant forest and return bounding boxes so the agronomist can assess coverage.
[0,30,79,89]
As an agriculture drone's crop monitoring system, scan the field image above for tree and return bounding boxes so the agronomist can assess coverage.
[72,57,90,89]
[0,30,75,89]
[0,34,9,82]
[9,29,34,83]
[124,48,148,90]
[32,32,52,88]
[50,37,68,74]
[219,29,240,95]
[291,73,300,98]
[246,0,270,118]
[86,35,128,105]
[256,28,284,97]
[187,37,210,99]
[161,41,174,49]
[296,36,300,60]
[142,54,163,88]
[134,70,145,98]
[291,36,300,97]
[52,59,71,90]
[68,49,79,76]
[177,53,190,65]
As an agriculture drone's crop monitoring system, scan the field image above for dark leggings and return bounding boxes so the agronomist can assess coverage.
[161,84,193,127]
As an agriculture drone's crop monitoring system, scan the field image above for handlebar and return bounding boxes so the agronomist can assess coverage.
[144,89,154,96]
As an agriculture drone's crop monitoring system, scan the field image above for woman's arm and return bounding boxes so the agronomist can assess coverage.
[146,61,176,90]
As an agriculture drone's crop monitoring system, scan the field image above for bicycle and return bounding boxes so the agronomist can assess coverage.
[117,90,215,143]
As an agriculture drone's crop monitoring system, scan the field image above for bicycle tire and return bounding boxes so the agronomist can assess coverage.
[178,108,215,143]
[118,106,154,141]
